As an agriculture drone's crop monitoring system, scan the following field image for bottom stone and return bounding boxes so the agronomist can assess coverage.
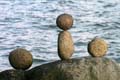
[26,57,120,80]
[0,69,26,80]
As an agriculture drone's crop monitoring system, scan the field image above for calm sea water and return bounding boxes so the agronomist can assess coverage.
[0,0,120,71]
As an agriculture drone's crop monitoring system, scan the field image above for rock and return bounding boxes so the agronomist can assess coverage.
[56,13,73,30]
[88,37,108,57]
[26,57,120,80]
[9,48,33,70]
[0,69,26,80]
[58,31,74,60]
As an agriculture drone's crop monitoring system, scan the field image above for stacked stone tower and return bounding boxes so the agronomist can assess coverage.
[56,13,74,60]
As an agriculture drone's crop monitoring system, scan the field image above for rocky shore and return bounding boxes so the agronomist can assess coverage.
[0,13,116,80]
[0,57,120,80]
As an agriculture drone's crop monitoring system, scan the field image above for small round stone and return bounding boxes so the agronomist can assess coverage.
[88,37,108,57]
[9,48,33,70]
[56,13,73,30]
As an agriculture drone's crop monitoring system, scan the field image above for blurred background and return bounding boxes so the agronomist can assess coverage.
[0,0,120,71]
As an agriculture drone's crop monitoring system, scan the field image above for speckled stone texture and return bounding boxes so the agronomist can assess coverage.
[88,37,108,57]
[56,13,73,30]
[9,48,33,70]
[58,31,74,60]
[26,57,120,80]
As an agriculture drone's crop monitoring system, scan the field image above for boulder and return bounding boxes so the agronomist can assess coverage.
[26,57,120,80]
[0,69,26,80]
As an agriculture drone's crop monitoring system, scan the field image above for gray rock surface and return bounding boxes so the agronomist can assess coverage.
[0,69,26,80]
[26,57,120,80]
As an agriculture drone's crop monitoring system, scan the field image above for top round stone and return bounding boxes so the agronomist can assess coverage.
[88,37,108,57]
[56,13,73,30]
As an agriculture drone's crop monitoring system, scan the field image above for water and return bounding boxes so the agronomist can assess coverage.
[0,0,120,71]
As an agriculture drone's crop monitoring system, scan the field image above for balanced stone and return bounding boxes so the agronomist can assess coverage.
[9,48,33,70]
[56,13,73,30]
[88,37,108,57]
[58,31,74,60]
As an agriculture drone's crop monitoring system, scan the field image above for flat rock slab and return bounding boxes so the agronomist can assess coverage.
[26,57,120,80]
